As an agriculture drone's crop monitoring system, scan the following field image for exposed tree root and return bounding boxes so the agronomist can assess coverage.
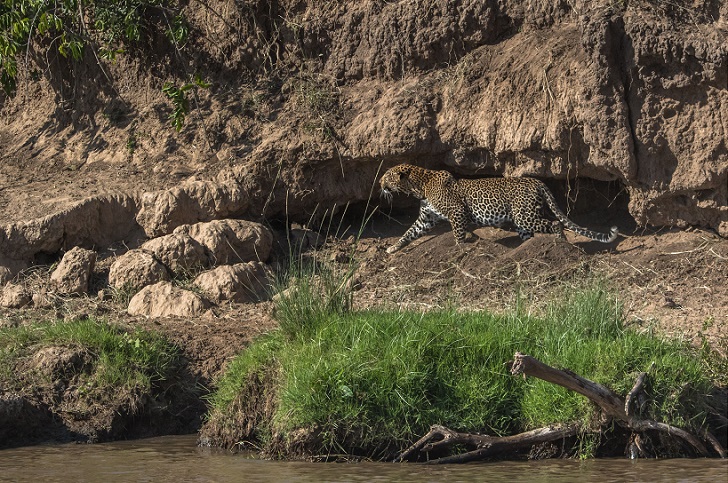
[393,424,577,464]
[394,352,725,463]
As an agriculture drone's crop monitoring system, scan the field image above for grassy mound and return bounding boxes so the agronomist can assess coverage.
[0,318,195,446]
[203,281,721,459]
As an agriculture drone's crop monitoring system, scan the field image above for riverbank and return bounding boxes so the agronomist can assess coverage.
[199,278,725,460]
[2,223,726,457]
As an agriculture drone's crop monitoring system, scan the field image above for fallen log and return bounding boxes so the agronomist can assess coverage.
[394,352,725,463]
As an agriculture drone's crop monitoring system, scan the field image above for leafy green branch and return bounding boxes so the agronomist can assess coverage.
[0,0,188,95]
[162,75,211,131]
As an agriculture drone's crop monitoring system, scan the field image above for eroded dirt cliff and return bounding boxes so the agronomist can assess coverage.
[0,1,726,269]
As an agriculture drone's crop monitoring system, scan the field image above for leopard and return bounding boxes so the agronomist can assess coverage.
[380,164,619,253]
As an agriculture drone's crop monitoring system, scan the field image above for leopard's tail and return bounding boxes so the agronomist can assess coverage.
[539,184,619,243]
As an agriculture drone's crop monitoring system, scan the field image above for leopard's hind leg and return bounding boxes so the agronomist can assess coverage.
[513,217,562,241]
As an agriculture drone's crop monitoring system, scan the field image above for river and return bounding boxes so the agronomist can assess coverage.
[0,435,725,482]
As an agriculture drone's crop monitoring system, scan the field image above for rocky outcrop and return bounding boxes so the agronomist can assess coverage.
[108,219,273,298]
[127,281,211,318]
[0,216,275,318]
[49,247,97,295]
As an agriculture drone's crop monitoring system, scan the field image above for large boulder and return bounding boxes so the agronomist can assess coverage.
[174,219,273,265]
[141,233,209,273]
[108,250,170,293]
[49,247,97,295]
[127,281,211,318]
[193,262,272,304]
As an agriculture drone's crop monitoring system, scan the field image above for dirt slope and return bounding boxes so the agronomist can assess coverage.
[0,0,726,232]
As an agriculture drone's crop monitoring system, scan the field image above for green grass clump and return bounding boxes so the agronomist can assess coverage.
[208,332,284,414]
[208,283,716,459]
[272,263,354,342]
[0,318,178,393]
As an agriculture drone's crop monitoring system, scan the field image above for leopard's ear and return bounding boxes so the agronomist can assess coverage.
[398,165,411,180]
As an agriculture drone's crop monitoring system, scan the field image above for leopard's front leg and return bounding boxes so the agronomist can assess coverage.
[387,201,444,253]
[446,205,469,245]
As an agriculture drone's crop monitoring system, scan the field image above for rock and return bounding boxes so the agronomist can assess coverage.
[0,283,31,308]
[136,180,249,237]
[49,247,97,295]
[194,262,272,304]
[141,233,209,273]
[127,281,211,318]
[0,195,139,267]
[108,250,170,293]
[174,219,273,265]
[31,346,91,379]
[0,257,29,287]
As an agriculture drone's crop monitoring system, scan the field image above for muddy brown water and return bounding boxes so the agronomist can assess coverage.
[0,435,725,482]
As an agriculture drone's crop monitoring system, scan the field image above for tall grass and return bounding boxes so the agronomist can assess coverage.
[272,261,355,341]
[208,282,715,458]
[273,191,380,341]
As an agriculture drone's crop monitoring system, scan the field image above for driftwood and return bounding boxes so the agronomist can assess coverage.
[393,424,577,464]
[394,352,726,463]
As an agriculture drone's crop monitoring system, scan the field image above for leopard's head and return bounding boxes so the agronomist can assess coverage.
[380,164,422,201]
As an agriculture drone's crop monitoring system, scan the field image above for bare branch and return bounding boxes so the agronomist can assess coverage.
[509,352,713,457]
[626,373,646,417]
[396,353,722,464]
